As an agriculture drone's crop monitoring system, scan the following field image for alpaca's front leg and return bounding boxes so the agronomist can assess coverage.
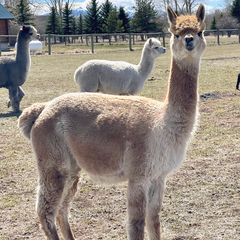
[18,86,25,102]
[8,86,20,112]
[127,180,148,240]
[146,177,166,240]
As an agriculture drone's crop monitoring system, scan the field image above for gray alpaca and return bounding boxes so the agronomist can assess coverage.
[0,25,39,112]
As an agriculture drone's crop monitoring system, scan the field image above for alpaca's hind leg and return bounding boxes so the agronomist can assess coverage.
[127,180,148,240]
[36,167,67,240]
[57,159,80,240]
[146,177,165,240]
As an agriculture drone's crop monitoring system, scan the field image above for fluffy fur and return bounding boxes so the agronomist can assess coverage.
[18,4,206,240]
[74,38,166,95]
[0,26,39,112]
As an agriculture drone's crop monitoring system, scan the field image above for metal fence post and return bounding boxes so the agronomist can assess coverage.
[91,34,94,53]
[48,34,51,55]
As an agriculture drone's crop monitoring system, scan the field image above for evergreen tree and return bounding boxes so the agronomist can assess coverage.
[77,14,84,34]
[16,0,34,25]
[71,16,77,34]
[102,7,123,33]
[102,7,123,43]
[62,2,73,35]
[118,6,130,33]
[100,0,114,32]
[77,14,84,43]
[131,0,158,35]
[84,0,102,36]
[45,7,61,34]
[231,0,240,23]
[210,16,217,30]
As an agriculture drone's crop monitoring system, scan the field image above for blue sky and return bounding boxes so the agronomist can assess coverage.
[33,0,226,15]
[73,0,226,12]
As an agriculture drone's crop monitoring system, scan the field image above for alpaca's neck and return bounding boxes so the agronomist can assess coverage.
[165,57,200,120]
[137,48,155,80]
[16,35,31,69]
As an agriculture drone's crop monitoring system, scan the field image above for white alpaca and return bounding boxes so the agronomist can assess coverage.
[74,38,166,95]
[18,4,206,240]
[0,26,39,112]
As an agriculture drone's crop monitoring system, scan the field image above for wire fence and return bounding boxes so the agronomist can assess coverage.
[0,29,240,56]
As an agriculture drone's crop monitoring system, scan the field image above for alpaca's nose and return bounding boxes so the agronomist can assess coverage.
[185,35,194,44]
[185,35,195,50]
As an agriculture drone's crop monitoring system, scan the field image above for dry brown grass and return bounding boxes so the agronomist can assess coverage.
[0,41,239,240]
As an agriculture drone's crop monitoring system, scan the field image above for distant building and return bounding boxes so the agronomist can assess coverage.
[0,4,14,50]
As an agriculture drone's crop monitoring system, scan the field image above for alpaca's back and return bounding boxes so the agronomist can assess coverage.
[74,60,140,95]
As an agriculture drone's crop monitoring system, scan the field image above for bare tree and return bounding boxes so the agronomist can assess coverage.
[31,0,75,24]
[153,0,205,14]
[213,7,239,37]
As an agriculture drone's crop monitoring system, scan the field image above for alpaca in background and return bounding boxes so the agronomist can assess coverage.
[18,4,206,240]
[0,26,39,112]
[74,38,166,95]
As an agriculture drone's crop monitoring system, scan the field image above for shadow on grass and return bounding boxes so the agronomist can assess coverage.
[0,111,21,118]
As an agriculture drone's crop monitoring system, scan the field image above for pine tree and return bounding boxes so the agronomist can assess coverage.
[45,7,61,34]
[84,0,102,35]
[231,0,240,23]
[77,14,84,43]
[118,6,130,33]
[16,0,34,25]
[210,16,217,30]
[71,16,77,34]
[131,0,158,36]
[102,7,123,33]
[77,14,84,34]
[62,2,73,35]
[100,0,114,32]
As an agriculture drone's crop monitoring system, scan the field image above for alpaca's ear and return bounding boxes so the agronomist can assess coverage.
[196,3,205,22]
[167,5,177,24]
[149,38,152,46]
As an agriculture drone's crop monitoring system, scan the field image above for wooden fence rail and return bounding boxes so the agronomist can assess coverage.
[0,29,240,56]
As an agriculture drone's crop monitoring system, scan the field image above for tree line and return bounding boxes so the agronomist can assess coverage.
[1,0,240,38]
[2,0,163,37]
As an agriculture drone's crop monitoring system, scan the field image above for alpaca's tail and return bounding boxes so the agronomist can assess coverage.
[74,66,82,84]
[18,102,47,139]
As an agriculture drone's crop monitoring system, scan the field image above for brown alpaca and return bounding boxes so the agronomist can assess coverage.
[18,4,206,240]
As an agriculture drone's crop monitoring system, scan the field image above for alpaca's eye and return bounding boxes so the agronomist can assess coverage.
[154,47,159,49]
[29,33,33,36]
[175,35,179,39]
[197,31,202,37]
